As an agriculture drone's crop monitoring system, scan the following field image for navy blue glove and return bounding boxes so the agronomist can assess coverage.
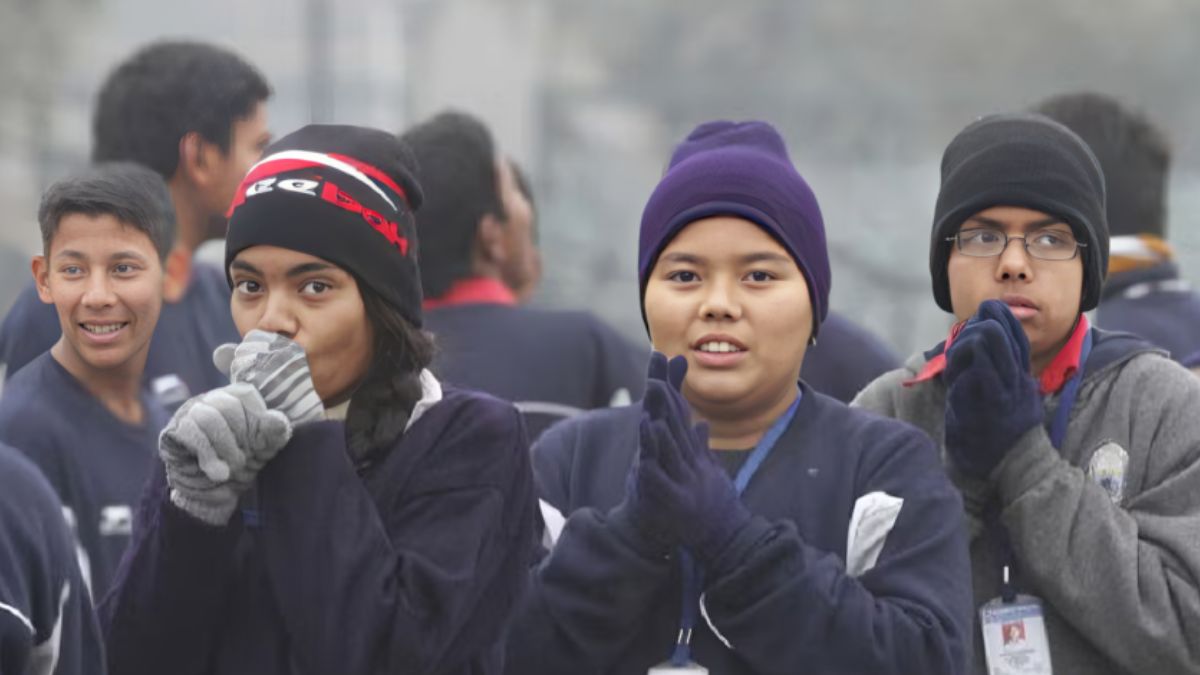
[944,300,1044,480]
[621,352,750,564]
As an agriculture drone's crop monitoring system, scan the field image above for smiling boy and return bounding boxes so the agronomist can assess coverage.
[854,113,1200,675]
[0,163,174,600]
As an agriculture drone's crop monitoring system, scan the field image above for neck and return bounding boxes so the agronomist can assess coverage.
[50,340,146,425]
[1030,319,1080,377]
[695,385,799,451]
[167,179,205,255]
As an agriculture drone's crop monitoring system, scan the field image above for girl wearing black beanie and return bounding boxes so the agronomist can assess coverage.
[100,125,538,675]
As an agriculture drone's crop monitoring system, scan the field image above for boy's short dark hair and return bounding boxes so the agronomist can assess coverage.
[38,162,177,261]
[1033,92,1171,239]
[92,41,271,179]
[400,111,505,298]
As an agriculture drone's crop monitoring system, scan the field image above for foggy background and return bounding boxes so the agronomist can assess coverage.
[2,0,1198,357]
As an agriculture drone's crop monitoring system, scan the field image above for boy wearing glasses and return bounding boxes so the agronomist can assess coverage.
[855,113,1200,675]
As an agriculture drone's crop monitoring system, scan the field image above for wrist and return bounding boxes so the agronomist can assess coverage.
[169,488,237,527]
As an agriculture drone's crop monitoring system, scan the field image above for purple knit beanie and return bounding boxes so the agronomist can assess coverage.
[638,120,830,338]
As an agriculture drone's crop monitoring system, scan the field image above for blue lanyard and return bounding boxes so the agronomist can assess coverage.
[994,327,1093,601]
[1048,328,1093,449]
[670,390,802,666]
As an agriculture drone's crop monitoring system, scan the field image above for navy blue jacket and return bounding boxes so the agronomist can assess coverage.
[0,443,106,675]
[801,311,900,403]
[425,304,646,438]
[99,387,537,675]
[0,263,237,402]
[1096,262,1200,362]
[507,386,973,674]
[0,352,166,599]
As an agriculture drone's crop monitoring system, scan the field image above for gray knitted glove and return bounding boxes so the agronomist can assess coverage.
[159,383,293,525]
[213,329,324,424]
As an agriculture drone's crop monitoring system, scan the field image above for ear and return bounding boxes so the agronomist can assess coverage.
[161,246,192,303]
[31,256,52,304]
[476,213,509,265]
[178,132,216,187]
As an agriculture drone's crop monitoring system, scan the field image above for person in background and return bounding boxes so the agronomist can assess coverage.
[506,120,972,674]
[0,163,173,600]
[854,112,1200,674]
[799,311,899,403]
[0,443,106,675]
[100,125,537,675]
[0,40,272,405]
[403,111,645,438]
[1034,91,1200,362]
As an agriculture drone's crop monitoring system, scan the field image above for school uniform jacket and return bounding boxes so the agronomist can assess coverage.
[506,384,973,674]
[0,443,106,675]
[99,383,538,675]
[854,329,1200,675]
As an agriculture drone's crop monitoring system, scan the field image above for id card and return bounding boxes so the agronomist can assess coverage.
[648,662,708,674]
[980,594,1053,674]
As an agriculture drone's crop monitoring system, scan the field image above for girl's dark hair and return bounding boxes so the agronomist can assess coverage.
[345,278,436,461]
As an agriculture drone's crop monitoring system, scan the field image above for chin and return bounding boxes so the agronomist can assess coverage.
[685,379,752,407]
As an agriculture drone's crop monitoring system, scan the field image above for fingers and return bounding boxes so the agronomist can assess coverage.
[647,350,669,382]
[646,418,687,482]
[190,399,246,472]
[172,414,231,482]
[667,355,688,392]
[212,343,237,377]
[975,300,1032,368]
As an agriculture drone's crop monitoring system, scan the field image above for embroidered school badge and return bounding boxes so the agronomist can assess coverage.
[1087,440,1129,505]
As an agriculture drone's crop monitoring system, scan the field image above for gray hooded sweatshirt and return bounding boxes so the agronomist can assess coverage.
[853,329,1200,675]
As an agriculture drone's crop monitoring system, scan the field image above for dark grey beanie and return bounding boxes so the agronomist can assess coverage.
[930,113,1109,313]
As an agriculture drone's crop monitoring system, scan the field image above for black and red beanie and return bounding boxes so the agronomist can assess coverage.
[225,124,425,326]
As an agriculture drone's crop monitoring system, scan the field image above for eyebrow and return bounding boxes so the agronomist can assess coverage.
[52,249,149,263]
[229,260,337,278]
[967,216,1069,230]
[285,262,336,278]
[660,252,705,265]
[739,252,793,265]
[229,259,262,276]
[659,251,792,265]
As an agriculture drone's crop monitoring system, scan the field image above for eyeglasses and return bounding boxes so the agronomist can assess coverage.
[945,228,1086,261]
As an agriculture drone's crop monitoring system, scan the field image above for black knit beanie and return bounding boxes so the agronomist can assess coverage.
[930,113,1109,313]
[225,125,426,327]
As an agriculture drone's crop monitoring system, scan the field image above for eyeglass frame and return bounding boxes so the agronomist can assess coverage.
[944,227,1088,261]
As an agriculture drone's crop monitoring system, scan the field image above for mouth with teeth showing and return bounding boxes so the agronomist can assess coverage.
[697,341,745,354]
[80,322,129,336]
[691,336,749,367]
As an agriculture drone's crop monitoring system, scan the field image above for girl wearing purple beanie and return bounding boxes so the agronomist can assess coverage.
[505,121,972,674]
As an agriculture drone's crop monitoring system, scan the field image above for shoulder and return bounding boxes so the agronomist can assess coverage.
[808,388,935,454]
[534,404,640,454]
[1102,350,1200,410]
[851,355,922,409]
[414,387,529,466]
[0,444,67,541]
[434,386,524,433]
[532,405,640,475]
[0,355,64,432]
[801,391,952,503]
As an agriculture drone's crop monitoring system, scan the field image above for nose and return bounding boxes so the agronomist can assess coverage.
[995,236,1033,283]
[81,273,117,309]
[255,294,299,339]
[698,275,742,322]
